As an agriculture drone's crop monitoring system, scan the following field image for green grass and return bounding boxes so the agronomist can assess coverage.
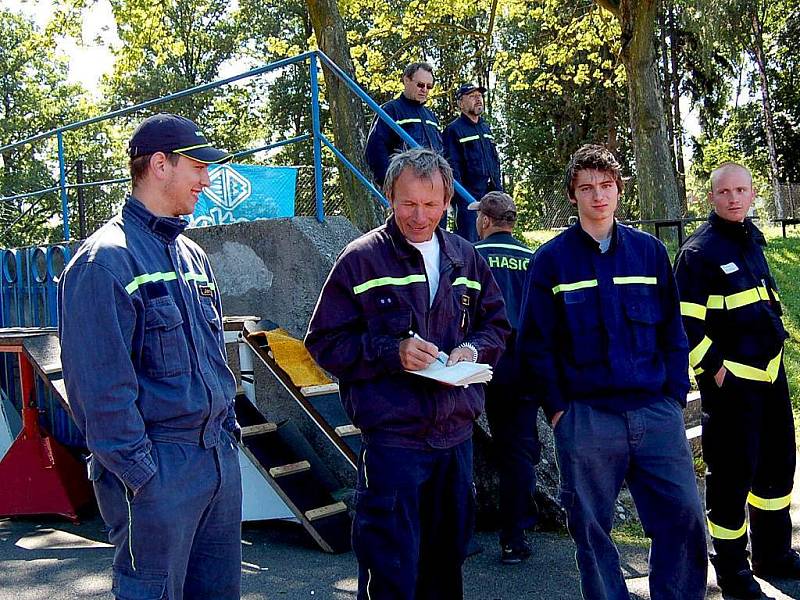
[610,520,649,548]
[761,228,800,415]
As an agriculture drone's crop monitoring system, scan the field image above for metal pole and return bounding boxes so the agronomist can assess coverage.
[76,160,86,239]
[309,54,325,223]
[56,132,70,241]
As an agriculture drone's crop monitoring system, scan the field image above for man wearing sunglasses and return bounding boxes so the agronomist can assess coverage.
[365,62,444,189]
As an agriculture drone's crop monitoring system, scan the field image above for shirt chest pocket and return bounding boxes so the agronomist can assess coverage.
[561,289,605,365]
[366,304,413,339]
[142,297,191,378]
[622,287,662,354]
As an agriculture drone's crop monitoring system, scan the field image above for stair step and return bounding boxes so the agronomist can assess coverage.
[241,423,278,437]
[40,361,62,375]
[301,383,339,397]
[269,460,311,478]
[305,501,348,521]
[334,424,360,437]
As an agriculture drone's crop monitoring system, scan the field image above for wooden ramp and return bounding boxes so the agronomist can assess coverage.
[242,320,360,470]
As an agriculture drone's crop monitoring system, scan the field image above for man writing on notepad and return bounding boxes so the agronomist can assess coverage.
[305,147,509,600]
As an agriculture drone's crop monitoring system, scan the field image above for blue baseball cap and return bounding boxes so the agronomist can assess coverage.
[456,83,486,99]
[128,113,232,164]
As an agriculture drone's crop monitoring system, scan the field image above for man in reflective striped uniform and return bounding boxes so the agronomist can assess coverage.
[470,192,540,564]
[365,61,444,188]
[443,83,504,243]
[58,114,242,599]
[517,144,707,600]
[674,162,799,598]
[306,148,510,599]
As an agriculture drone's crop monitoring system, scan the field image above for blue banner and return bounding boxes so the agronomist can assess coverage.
[188,164,297,228]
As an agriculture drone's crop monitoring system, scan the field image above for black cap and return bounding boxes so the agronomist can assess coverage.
[128,113,232,164]
[468,191,517,221]
[456,83,486,99]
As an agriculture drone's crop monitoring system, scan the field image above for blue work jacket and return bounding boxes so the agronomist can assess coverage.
[305,217,510,450]
[442,114,503,206]
[365,94,443,186]
[517,222,690,419]
[58,196,238,493]
[474,231,534,387]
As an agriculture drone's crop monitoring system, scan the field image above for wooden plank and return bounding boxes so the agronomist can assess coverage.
[269,460,311,478]
[686,390,701,404]
[40,362,62,375]
[305,501,348,522]
[301,383,339,397]
[685,425,702,440]
[334,424,360,437]
[241,423,278,437]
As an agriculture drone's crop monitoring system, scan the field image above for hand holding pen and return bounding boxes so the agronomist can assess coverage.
[399,331,445,371]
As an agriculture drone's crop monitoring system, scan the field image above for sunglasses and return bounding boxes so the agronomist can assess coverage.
[414,81,434,90]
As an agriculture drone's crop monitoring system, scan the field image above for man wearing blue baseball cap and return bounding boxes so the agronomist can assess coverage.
[59,113,242,599]
[443,83,504,242]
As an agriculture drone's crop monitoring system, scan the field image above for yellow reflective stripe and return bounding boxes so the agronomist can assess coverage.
[552,279,598,294]
[723,350,782,384]
[757,286,769,300]
[172,142,211,153]
[773,288,781,302]
[724,360,771,382]
[425,120,440,130]
[694,366,705,376]
[707,517,747,540]
[681,302,707,320]
[353,274,426,295]
[707,295,724,309]
[125,271,178,294]
[453,277,481,290]
[483,133,494,139]
[183,272,215,290]
[125,271,215,295]
[748,491,792,511]
[689,336,712,367]
[612,276,658,285]
[725,288,762,310]
[459,135,480,143]
[395,118,422,125]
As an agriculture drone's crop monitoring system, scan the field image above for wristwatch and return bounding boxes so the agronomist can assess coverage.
[456,342,478,363]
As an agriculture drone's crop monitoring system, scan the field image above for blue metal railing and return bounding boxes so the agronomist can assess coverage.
[0,49,473,243]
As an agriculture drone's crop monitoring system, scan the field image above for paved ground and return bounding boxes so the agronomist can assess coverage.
[2,474,800,599]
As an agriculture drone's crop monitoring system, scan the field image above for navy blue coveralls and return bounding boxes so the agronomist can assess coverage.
[365,94,443,188]
[517,222,707,600]
[59,196,242,600]
[474,231,539,548]
[674,213,794,575]
[305,217,510,600]
[443,115,503,242]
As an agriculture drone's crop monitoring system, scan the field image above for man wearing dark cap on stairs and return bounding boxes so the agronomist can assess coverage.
[443,83,504,242]
[59,113,242,599]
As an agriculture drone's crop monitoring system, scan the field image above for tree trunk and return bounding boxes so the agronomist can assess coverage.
[749,12,784,219]
[306,0,384,232]
[667,0,686,213]
[598,0,681,222]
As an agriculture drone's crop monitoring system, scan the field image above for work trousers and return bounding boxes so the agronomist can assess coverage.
[554,400,707,600]
[484,385,540,546]
[701,364,796,572]
[353,439,475,600]
[91,434,242,600]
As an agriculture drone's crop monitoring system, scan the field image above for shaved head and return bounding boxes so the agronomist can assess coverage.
[710,162,752,193]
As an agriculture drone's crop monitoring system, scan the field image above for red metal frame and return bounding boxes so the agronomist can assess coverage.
[0,347,93,521]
